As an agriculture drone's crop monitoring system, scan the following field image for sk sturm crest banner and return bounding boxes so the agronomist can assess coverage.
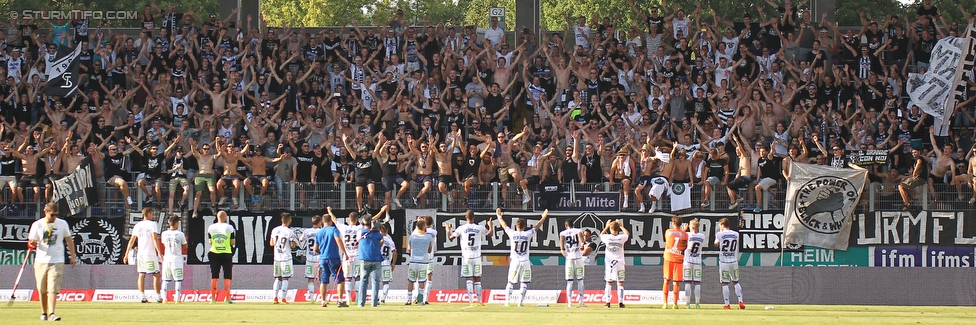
[44,44,83,97]
[783,163,867,250]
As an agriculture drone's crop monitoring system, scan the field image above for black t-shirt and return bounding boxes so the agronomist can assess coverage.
[355,156,380,181]
[104,153,128,180]
[734,22,762,43]
[294,152,317,182]
[139,152,166,179]
[167,155,187,178]
[0,154,16,176]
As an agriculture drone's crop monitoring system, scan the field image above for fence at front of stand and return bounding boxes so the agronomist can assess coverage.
[0,177,961,219]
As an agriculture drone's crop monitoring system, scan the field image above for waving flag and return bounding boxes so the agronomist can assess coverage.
[45,44,84,97]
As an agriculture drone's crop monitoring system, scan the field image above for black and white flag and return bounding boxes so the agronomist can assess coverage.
[44,44,84,97]
[783,162,867,250]
[48,157,99,216]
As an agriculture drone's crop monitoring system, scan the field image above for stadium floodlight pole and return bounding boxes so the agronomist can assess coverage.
[7,247,34,306]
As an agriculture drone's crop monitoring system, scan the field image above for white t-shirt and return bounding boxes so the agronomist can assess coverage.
[573,24,591,49]
[683,231,707,264]
[381,235,396,266]
[453,223,490,259]
[504,227,536,262]
[132,219,160,258]
[340,223,365,258]
[160,229,186,261]
[484,27,505,47]
[600,232,629,261]
[715,229,740,264]
[28,218,71,264]
[559,228,583,260]
[270,225,297,262]
[672,17,692,39]
[299,227,321,263]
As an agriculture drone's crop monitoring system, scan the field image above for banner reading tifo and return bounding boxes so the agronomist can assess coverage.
[48,157,98,216]
[783,163,867,251]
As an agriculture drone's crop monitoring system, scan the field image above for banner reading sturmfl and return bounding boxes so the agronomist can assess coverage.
[48,158,99,216]
[783,163,867,251]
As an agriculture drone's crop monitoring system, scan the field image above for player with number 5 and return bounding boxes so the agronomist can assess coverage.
[714,217,745,309]
[497,208,549,307]
[445,209,494,306]
[600,219,629,308]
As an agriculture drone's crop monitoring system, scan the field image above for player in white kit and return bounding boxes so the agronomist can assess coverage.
[683,219,706,309]
[379,223,397,303]
[412,215,437,304]
[406,218,434,305]
[269,212,298,304]
[714,217,745,309]
[559,220,586,307]
[124,208,164,303]
[335,205,389,306]
[298,215,323,303]
[445,209,494,306]
[160,216,187,303]
[498,208,550,307]
[600,219,629,308]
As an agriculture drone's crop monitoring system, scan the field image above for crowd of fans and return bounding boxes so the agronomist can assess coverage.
[0,0,973,216]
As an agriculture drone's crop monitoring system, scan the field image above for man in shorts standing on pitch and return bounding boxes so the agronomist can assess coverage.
[124,208,165,303]
[314,207,350,307]
[445,209,494,306]
[601,219,629,308]
[299,215,323,303]
[715,217,745,309]
[379,223,397,303]
[405,217,434,305]
[270,212,298,304]
[663,216,687,309]
[333,205,389,307]
[27,203,77,321]
[559,220,586,307]
[160,216,187,303]
[498,208,550,307]
[208,211,236,303]
[683,219,706,309]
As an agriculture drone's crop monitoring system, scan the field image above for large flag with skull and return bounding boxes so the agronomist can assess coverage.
[783,162,867,250]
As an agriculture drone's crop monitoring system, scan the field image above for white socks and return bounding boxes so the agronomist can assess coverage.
[382,283,390,301]
[617,286,624,303]
[162,281,169,302]
[505,283,514,305]
[734,283,743,303]
[565,281,574,305]
[473,282,482,303]
[684,283,691,306]
[722,285,730,305]
[603,284,611,302]
[273,279,281,297]
[576,280,585,302]
[423,280,432,303]
[280,279,289,300]
[518,283,528,305]
[466,280,475,303]
[694,284,701,304]
[307,281,315,299]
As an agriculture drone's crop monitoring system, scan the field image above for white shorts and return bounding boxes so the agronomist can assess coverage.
[682,262,702,282]
[407,263,428,282]
[0,176,17,189]
[460,257,483,278]
[719,262,740,283]
[758,177,777,190]
[274,261,294,278]
[507,260,532,283]
[426,262,434,275]
[604,259,625,282]
[343,257,362,279]
[564,258,584,280]
[305,260,318,279]
[137,255,160,274]
[381,265,393,282]
[649,177,670,199]
[162,258,184,281]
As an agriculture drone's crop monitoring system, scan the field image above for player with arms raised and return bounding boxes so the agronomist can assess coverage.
[498,208,549,307]
[445,209,494,306]
[683,219,706,309]
[715,217,745,309]
[299,215,323,303]
[160,216,187,303]
[559,220,585,308]
[663,216,688,309]
[601,219,629,308]
[269,212,298,304]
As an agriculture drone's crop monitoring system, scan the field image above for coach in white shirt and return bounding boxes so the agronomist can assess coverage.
[484,17,505,49]
[27,203,77,321]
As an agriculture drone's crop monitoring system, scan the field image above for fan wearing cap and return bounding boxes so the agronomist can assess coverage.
[342,134,382,211]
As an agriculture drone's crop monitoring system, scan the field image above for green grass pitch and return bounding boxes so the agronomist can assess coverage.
[5,302,975,324]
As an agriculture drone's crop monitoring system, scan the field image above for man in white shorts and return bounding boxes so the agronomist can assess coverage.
[160,216,187,303]
[124,208,164,303]
[601,219,629,308]
[379,223,398,303]
[299,215,323,303]
[413,215,438,304]
[446,209,493,306]
[498,208,549,307]
[715,217,745,309]
[270,212,298,304]
[559,220,585,307]
[683,219,706,309]
[406,218,434,305]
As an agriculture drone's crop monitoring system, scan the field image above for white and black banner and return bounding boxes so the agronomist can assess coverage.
[907,24,976,136]
[44,44,83,97]
[941,23,976,136]
[532,191,621,212]
[783,163,867,250]
[48,158,99,216]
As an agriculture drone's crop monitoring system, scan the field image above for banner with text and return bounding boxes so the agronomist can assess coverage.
[784,163,867,250]
[532,191,621,212]
[0,217,124,264]
[48,158,99,216]
[738,211,803,252]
